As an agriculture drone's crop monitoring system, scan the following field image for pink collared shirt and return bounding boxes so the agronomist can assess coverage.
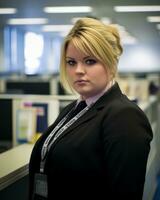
[77,80,115,106]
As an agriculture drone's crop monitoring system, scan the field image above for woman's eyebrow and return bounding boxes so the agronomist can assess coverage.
[66,56,74,59]
[83,56,91,60]
[65,55,92,60]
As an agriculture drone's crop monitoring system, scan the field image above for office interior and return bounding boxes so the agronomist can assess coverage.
[0,0,160,200]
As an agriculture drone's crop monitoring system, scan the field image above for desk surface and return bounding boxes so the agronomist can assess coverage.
[0,144,33,190]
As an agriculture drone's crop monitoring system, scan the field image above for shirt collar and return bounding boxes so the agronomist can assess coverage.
[77,80,115,106]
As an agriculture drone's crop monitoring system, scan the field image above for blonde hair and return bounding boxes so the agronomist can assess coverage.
[60,17,123,93]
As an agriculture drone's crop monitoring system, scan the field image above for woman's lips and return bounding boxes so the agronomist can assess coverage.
[74,80,89,85]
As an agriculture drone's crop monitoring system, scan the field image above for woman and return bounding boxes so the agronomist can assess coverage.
[29,17,153,199]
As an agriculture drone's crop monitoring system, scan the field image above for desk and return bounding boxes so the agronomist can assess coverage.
[0,144,33,190]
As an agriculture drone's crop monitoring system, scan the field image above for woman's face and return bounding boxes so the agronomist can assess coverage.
[66,42,110,99]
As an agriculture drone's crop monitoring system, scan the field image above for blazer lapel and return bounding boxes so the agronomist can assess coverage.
[50,82,123,146]
[54,106,98,144]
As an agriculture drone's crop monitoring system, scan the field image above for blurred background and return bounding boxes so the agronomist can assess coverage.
[0,0,159,76]
[0,1,160,200]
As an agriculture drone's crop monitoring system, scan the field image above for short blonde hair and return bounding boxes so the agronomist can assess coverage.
[60,17,123,93]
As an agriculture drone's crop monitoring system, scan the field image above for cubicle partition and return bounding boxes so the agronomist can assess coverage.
[0,94,76,199]
[0,94,76,147]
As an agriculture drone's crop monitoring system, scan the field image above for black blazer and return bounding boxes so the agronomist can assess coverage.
[29,82,153,200]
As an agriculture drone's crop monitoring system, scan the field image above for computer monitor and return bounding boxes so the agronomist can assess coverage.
[0,99,12,152]
[6,80,50,95]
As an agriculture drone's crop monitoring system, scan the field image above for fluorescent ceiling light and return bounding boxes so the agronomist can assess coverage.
[44,6,92,13]
[147,16,160,22]
[0,8,17,14]
[114,6,160,12]
[7,18,48,25]
[42,25,73,32]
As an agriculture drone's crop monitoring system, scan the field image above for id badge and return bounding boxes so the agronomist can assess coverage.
[34,173,48,198]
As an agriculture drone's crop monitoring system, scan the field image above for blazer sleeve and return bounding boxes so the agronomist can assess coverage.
[101,105,153,199]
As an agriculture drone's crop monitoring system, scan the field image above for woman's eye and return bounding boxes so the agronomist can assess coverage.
[85,59,97,65]
[66,60,76,66]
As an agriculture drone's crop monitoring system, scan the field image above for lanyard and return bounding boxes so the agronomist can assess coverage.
[40,104,92,173]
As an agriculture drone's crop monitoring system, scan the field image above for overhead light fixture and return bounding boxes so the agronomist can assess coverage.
[147,16,160,22]
[7,18,48,25]
[44,6,92,13]
[0,8,17,14]
[42,25,73,32]
[114,6,160,12]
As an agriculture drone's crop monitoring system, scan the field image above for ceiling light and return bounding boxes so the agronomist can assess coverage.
[114,6,160,12]
[0,8,17,14]
[42,25,73,32]
[44,6,92,13]
[7,18,48,25]
[147,16,160,22]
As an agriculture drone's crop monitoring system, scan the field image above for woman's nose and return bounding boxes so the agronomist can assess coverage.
[75,63,85,74]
